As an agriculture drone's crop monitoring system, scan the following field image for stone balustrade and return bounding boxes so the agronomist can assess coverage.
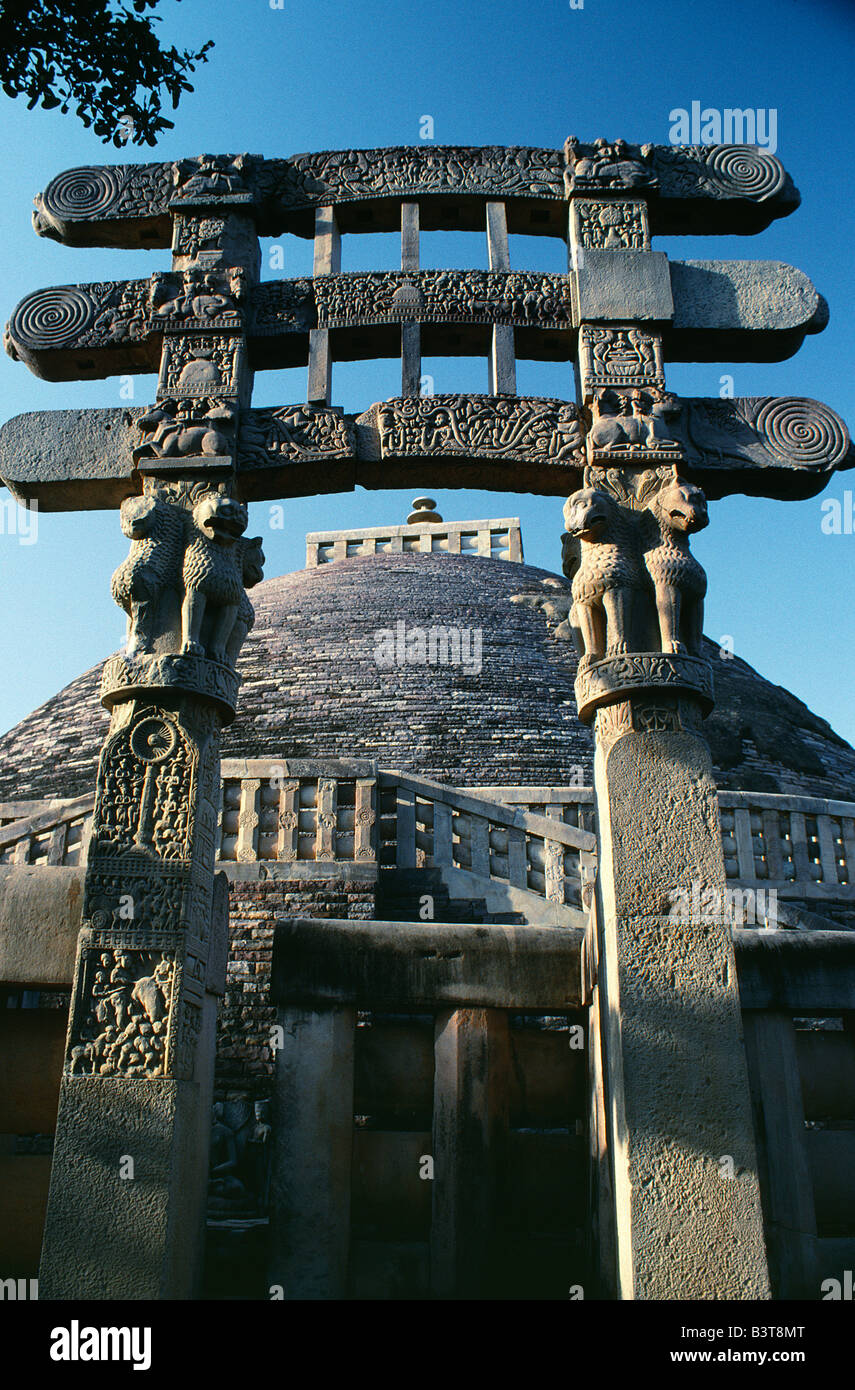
[1,773,853,914]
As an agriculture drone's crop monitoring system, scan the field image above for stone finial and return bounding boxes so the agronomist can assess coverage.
[407,496,443,525]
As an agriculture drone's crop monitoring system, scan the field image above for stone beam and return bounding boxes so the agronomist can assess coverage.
[2,393,849,510]
[271,918,586,1011]
[31,145,799,248]
[5,261,826,381]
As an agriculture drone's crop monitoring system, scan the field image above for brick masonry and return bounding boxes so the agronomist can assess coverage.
[215,876,375,1102]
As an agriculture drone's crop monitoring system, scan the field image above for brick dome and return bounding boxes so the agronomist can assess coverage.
[0,549,853,803]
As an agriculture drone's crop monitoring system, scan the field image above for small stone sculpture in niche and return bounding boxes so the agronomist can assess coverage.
[207,1098,273,1217]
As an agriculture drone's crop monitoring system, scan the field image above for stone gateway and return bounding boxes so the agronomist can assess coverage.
[0,134,853,1302]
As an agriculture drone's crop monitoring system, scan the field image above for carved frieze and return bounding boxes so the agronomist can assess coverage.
[250,279,315,335]
[101,652,241,722]
[564,137,657,194]
[374,395,585,464]
[239,404,355,467]
[578,325,666,397]
[158,334,247,399]
[575,650,714,724]
[313,271,573,329]
[269,145,565,205]
[572,200,650,250]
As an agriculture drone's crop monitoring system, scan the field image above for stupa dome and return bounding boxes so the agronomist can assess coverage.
[0,506,853,803]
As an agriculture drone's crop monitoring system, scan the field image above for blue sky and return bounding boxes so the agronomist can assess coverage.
[0,0,853,744]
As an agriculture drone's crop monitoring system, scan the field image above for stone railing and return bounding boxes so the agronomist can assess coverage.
[217,759,377,868]
[1,777,853,910]
[718,791,855,903]
[378,770,598,916]
[0,794,93,867]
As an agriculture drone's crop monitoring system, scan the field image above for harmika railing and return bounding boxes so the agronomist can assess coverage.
[1,770,853,910]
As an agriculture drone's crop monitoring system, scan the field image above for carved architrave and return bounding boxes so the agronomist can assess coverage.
[655,144,787,202]
[272,145,565,205]
[575,651,714,724]
[83,862,191,935]
[5,281,151,364]
[373,395,585,463]
[33,162,175,241]
[29,147,798,252]
[578,326,666,398]
[586,394,851,488]
[313,271,573,330]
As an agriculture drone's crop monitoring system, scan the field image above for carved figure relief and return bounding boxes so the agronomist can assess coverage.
[238,404,354,466]
[134,398,236,462]
[574,200,649,250]
[588,389,684,459]
[376,395,584,463]
[93,709,195,860]
[67,948,175,1077]
[159,334,244,398]
[172,154,252,203]
[564,137,656,194]
[579,326,666,396]
[150,267,246,330]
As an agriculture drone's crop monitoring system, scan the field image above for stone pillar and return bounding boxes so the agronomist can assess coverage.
[39,169,264,1299]
[589,685,770,1299]
[268,1005,356,1300]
